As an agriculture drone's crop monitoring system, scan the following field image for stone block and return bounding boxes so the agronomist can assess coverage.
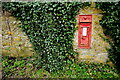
[93,53,108,63]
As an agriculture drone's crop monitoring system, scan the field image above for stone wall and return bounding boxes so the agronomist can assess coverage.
[1,6,111,62]
[73,5,110,63]
[1,11,34,57]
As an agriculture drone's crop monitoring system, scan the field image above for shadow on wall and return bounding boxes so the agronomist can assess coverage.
[108,45,120,74]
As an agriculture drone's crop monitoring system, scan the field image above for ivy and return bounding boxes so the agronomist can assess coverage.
[2,2,90,72]
[96,2,120,73]
[2,2,119,74]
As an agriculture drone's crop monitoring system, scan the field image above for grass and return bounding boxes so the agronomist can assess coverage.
[2,56,120,79]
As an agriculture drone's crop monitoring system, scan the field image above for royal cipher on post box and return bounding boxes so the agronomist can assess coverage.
[78,15,92,49]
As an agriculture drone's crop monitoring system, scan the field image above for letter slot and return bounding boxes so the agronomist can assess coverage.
[82,27,87,36]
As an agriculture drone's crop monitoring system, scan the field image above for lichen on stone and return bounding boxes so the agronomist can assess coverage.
[1,11,34,57]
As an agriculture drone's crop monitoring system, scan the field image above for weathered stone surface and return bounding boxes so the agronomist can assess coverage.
[73,5,110,63]
[1,11,34,57]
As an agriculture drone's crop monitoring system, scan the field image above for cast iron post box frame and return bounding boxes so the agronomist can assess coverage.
[78,15,92,49]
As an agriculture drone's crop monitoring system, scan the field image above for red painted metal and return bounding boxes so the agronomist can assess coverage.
[78,15,92,49]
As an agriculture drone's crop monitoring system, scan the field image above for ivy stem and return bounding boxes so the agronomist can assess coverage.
[6,18,13,46]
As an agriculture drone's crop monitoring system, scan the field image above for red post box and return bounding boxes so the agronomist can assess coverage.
[78,15,92,48]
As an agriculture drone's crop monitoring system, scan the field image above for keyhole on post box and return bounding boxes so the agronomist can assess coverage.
[82,27,87,38]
